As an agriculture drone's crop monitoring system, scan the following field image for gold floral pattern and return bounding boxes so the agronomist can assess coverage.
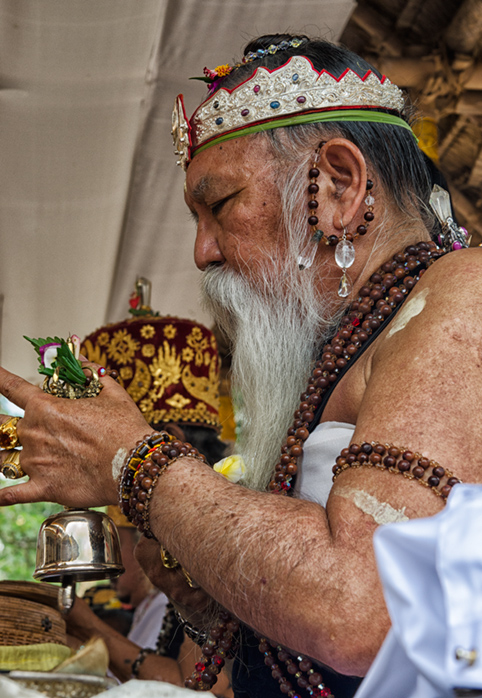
[182,347,194,362]
[144,402,219,428]
[186,326,209,366]
[142,344,155,358]
[181,354,220,411]
[163,324,177,339]
[140,341,182,417]
[82,316,220,429]
[126,359,151,403]
[140,325,155,339]
[80,340,107,369]
[166,393,191,409]
[120,367,133,380]
[106,329,140,366]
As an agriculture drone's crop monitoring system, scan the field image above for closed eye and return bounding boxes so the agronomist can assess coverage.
[210,190,239,217]
[210,198,228,216]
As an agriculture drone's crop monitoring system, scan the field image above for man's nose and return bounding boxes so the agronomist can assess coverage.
[194,223,225,271]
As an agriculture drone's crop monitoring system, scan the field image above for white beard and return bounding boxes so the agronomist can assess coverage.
[202,259,339,492]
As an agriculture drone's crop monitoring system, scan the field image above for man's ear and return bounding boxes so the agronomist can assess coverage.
[318,138,368,231]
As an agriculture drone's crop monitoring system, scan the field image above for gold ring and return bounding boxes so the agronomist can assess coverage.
[159,545,180,570]
[0,417,21,449]
[1,450,25,479]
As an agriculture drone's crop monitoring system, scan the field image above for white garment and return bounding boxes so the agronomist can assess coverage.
[355,484,482,698]
[296,420,355,505]
[128,589,169,650]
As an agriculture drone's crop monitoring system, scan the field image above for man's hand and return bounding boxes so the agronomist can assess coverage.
[0,365,150,508]
[135,537,212,626]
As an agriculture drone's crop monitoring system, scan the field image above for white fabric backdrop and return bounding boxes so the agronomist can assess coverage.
[0,0,354,381]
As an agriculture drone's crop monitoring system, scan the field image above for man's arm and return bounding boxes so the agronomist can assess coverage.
[148,251,482,676]
[66,597,182,684]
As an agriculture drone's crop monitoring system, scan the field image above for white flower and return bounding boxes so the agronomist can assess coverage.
[213,455,246,483]
[39,343,61,369]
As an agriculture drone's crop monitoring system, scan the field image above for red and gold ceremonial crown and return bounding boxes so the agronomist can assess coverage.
[173,55,408,169]
[81,284,220,431]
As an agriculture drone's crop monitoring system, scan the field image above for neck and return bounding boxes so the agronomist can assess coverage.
[328,220,432,310]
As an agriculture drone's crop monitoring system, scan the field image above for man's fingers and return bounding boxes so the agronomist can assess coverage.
[0,366,39,411]
[0,480,47,507]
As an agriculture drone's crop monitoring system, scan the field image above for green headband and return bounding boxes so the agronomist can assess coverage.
[193,109,416,157]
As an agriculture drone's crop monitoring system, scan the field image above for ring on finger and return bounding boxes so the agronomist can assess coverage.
[1,450,25,479]
[0,417,21,449]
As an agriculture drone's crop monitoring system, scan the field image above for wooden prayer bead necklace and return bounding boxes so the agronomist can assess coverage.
[268,240,444,496]
[188,240,450,696]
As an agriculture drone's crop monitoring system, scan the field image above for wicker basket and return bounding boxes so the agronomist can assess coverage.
[0,595,66,646]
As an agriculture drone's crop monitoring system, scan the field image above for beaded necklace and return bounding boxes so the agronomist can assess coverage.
[187,240,446,696]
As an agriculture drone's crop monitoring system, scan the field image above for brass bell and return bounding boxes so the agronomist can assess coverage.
[34,509,124,613]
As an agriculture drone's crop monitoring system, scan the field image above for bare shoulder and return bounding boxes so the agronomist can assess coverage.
[375,247,482,360]
[355,247,482,483]
[419,246,482,302]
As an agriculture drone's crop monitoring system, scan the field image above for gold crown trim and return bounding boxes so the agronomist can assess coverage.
[173,56,405,169]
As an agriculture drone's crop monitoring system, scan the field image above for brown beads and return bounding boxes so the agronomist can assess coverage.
[118,431,207,538]
[306,142,327,243]
[258,639,333,698]
[268,240,444,497]
[332,441,461,500]
[186,611,238,691]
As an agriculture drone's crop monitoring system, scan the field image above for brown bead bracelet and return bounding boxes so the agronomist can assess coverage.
[119,431,207,538]
[332,441,462,500]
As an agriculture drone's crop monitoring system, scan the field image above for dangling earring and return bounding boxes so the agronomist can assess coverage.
[429,184,469,251]
[335,225,355,297]
[333,179,375,297]
[298,141,326,270]
[356,179,375,238]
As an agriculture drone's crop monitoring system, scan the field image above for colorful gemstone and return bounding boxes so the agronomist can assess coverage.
[297,96,306,103]
[98,367,106,377]
[241,108,249,116]
[452,241,463,250]
[292,73,299,82]
[213,101,219,109]
[215,117,223,125]
[254,85,260,93]
[270,101,280,109]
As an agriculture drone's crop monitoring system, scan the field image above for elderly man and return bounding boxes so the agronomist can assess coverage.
[0,34,480,698]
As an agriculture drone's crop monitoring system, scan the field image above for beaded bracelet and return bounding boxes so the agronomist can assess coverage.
[131,647,156,678]
[118,431,172,514]
[332,441,461,500]
[119,431,207,537]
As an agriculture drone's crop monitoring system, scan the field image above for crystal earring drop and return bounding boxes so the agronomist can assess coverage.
[335,226,355,298]
[298,229,324,270]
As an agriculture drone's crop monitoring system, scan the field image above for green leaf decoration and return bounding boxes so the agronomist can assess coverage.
[24,336,86,387]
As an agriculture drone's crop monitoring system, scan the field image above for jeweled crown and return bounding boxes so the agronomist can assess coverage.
[172,56,405,169]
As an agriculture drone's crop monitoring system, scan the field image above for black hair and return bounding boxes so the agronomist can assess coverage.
[215,34,434,226]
